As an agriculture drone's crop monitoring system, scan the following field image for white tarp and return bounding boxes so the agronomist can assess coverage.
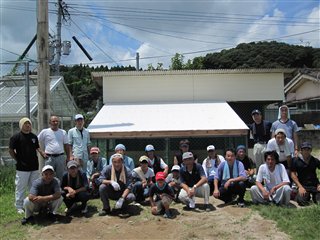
[88,101,249,138]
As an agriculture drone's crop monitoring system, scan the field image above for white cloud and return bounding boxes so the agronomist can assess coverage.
[1,1,319,71]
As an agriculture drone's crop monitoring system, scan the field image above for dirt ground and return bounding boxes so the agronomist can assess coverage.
[28,197,290,240]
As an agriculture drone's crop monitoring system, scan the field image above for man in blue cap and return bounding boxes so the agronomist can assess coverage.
[291,142,320,206]
[109,144,135,171]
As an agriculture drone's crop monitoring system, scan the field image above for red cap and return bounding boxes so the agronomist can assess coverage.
[90,147,100,154]
[155,172,166,181]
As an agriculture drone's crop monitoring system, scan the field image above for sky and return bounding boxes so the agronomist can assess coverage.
[0,0,319,72]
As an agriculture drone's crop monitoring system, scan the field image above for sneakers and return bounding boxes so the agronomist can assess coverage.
[189,197,196,209]
[17,208,24,214]
[163,211,173,219]
[21,216,34,225]
[99,208,111,216]
[81,205,88,214]
[238,202,245,208]
[204,204,211,212]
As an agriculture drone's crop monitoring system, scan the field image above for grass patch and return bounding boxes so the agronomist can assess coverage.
[252,204,320,240]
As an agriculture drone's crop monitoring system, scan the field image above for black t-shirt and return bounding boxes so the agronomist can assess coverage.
[61,170,88,191]
[180,163,205,187]
[250,120,272,143]
[149,183,174,200]
[238,156,255,170]
[9,131,39,171]
[291,156,320,187]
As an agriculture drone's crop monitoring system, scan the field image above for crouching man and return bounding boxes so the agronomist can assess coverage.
[178,152,210,211]
[98,153,135,216]
[250,150,291,206]
[22,165,63,225]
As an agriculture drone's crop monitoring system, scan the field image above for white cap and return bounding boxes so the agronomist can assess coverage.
[182,152,194,160]
[171,165,180,172]
[145,144,155,152]
[275,128,286,136]
[74,114,84,120]
[42,165,54,173]
[207,145,215,151]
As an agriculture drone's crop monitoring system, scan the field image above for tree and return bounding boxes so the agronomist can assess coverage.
[170,53,184,70]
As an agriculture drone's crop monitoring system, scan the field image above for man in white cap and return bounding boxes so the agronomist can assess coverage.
[271,105,299,156]
[178,152,210,211]
[202,145,225,195]
[165,165,182,201]
[68,114,91,171]
[145,144,168,176]
[131,156,155,203]
[266,128,294,170]
[108,143,135,171]
[38,115,70,181]
[9,117,46,214]
[21,165,63,225]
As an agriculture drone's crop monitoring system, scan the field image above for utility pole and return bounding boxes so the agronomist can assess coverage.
[136,52,139,71]
[54,0,62,75]
[37,0,50,151]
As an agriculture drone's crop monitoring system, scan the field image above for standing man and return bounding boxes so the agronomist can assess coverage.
[109,144,135,171]
[178,152,210,211]
[250,151,291,206]
[249,109,272,171]
[9,117,45,214]
[291,142,320,206]
[38,115,70,181]
[22,165,63,225]
[271,105,299,156]
[68,114,91,171]
[98,154,135,216]
[214,148,247,207]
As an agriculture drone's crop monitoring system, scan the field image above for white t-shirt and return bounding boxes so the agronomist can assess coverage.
[266,138,294,162]
[202,155,225,178]
[256,163,289,190]
[38,128,68,154]
[132,167,154,180]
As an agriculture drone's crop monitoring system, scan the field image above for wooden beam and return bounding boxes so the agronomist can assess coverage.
[90,129,248,139]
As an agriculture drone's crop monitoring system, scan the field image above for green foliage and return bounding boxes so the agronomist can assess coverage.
[0,164,15,193]
[170,53,184,70]
[203,41,319,69]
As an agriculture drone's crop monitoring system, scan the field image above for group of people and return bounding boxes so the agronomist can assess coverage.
[8,106,319,224]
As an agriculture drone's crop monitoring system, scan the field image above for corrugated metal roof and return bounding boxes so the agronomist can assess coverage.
[0,76,77,121]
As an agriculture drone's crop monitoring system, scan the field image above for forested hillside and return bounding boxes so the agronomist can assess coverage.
[61,41,320,114]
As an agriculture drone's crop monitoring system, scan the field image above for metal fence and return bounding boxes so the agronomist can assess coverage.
[91,135,247,168]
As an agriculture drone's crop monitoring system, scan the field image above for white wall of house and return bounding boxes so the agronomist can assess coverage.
[96,70,285,104]
[287,80,320,102]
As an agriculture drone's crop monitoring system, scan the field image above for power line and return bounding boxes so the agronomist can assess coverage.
[69,18,120,65]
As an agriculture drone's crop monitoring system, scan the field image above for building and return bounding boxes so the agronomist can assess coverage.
[0,75,77,162]
[89,69,293,164]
